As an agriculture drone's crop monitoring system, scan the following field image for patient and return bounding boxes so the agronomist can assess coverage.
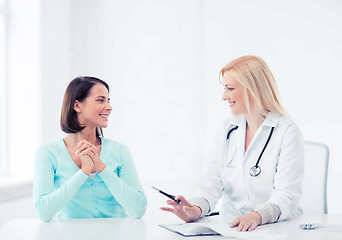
[33,76,146,222]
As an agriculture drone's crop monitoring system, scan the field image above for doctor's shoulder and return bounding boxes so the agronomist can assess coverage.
[277,115,304,142]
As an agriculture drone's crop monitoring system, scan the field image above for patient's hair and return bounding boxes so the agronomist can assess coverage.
[60,76,109,136]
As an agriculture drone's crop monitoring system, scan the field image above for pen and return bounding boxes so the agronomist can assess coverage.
[152,186,182,204]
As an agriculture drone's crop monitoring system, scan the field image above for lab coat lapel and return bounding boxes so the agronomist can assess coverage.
[223,116,243,166]
[262,112,280,128]
[236,116,247,160]
[244,113,280,161]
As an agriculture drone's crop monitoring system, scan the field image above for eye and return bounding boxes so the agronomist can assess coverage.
[224,87,235,91]
[97,99,104,103]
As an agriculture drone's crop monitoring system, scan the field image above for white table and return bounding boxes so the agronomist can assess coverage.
[1,214,342,240]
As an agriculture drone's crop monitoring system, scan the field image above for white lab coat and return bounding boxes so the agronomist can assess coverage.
[195,112,304,221]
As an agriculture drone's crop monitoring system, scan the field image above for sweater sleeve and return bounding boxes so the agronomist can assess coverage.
[98,144,147,219]
[33,146,88,222]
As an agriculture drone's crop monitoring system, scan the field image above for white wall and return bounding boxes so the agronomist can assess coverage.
[72,0,207,181]
[0,0,41,225]
[0,197,35,227]
[6,0,41,180]
[41,0,207,182]
[41,0,72,144]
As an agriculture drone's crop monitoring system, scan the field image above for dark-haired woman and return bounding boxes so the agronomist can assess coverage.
[33,77,147,222]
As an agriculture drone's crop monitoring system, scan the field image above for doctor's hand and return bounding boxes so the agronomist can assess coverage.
[230,211,262,231]
[160,196,202,223]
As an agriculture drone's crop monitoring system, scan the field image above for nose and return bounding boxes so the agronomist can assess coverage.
[105,102,112,112]
[222,91,229,101]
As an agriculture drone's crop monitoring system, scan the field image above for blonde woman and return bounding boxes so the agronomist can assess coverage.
[161,56,304,231]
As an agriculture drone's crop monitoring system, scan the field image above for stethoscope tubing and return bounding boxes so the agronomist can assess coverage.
[254,127,274,168]
[226,125,275,177]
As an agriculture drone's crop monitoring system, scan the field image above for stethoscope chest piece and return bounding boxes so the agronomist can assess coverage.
[249,166,261,177]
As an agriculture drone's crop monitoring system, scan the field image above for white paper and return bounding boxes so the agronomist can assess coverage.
[160,223,219,236]
[206,223,270,239]
[161,222,286,239]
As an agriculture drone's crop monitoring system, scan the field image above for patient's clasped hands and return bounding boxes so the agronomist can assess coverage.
[75,140,106,175]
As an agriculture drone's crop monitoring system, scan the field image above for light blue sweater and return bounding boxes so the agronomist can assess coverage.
[33,138,147,222]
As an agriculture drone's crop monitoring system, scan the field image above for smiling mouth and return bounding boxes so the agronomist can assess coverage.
[228,101,236,106]
[99,114,109,118]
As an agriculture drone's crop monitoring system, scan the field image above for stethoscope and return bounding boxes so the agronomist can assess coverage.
[226,125,275,177]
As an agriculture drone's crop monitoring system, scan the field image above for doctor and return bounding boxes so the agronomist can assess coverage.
[161,55,304,231]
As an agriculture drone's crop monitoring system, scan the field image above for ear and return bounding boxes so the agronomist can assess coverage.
[73,100,82,113]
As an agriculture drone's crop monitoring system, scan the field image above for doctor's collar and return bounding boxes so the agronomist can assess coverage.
[229,112,280,129]
[261,112,280,128]
[228,115,244,127]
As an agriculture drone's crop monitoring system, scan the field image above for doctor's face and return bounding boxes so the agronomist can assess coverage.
[222,71,247,115]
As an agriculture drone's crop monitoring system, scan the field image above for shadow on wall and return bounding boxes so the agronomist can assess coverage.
[0,196,36,227]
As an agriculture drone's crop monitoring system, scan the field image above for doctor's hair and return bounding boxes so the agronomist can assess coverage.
[219,55,287,118]
[60,76,110,137]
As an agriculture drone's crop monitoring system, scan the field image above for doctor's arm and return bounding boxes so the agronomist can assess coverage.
[231,124,304,231]
[187,124,227,216]
[160,196,202,222]
[266,123,305,221]
[230,203,281,231]
[160,124,226,221]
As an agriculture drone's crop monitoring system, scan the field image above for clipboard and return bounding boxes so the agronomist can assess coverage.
[159,223,220,237]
